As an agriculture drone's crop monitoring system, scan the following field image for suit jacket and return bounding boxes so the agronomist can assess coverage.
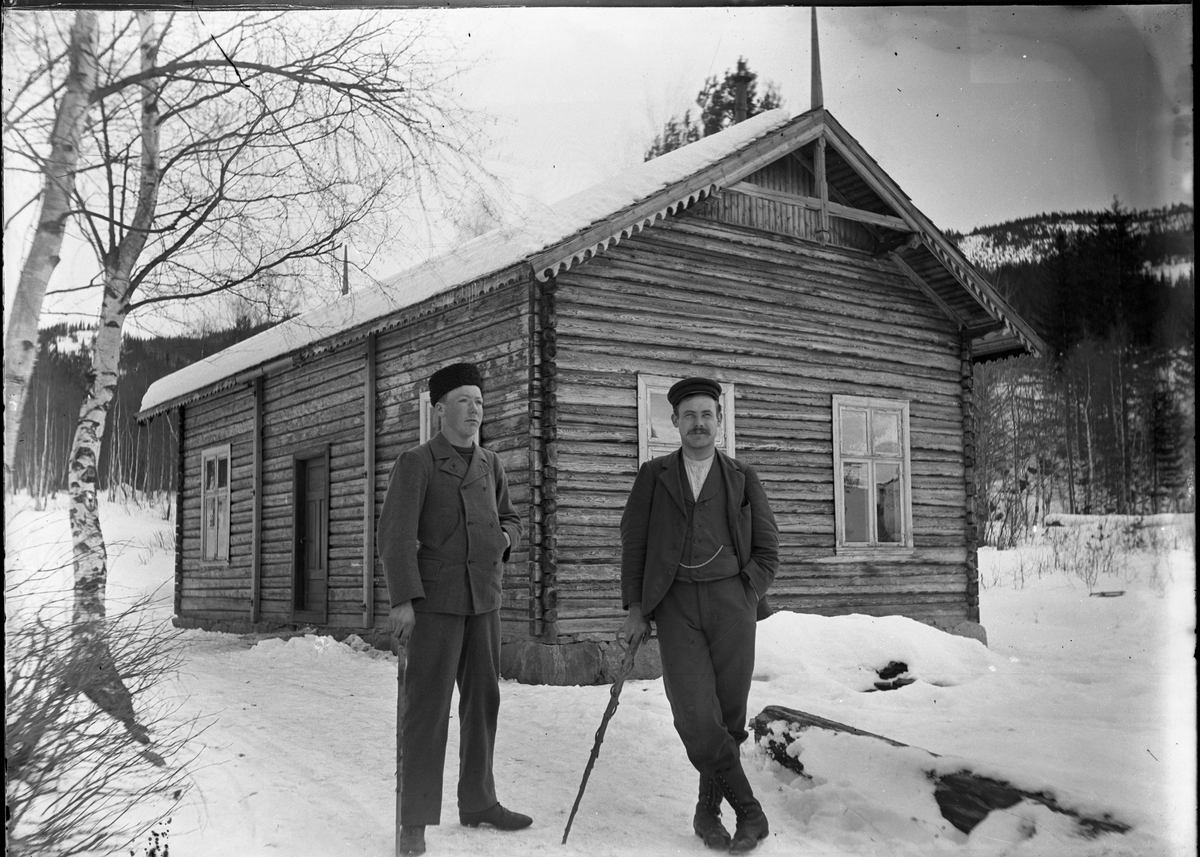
[620,448,779,616]
[377,433,522,614]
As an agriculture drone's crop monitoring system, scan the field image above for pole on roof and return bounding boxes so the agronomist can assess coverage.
[811,7,824,110]
[731,58,753,124]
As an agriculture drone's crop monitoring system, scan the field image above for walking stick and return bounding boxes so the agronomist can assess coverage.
[562,633,643,844]
[392,638,407,857]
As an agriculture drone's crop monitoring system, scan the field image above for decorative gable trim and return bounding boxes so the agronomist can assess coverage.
[820,114,1044,357]
[531,111,825,282]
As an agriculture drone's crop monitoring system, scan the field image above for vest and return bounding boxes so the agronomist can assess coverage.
[675,460,741,582]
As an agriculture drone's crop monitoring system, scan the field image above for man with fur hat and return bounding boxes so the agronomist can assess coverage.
[619,376,779,853]
[378,361,530,856]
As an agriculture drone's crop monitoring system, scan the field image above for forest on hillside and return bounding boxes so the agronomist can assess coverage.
[8,206,1195,544]
[8,320,273,510]
[967,204,1195,545]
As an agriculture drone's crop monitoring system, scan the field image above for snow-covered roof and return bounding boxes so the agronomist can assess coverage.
[138,109,793,418]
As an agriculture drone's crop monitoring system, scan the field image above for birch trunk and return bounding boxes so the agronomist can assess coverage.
[69,287,128,623]
[3,11,98,479]
[69,10,161,626]
[67,17,161,751]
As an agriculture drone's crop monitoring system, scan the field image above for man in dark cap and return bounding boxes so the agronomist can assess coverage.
[619,376,779,853]
[378,362,530,856]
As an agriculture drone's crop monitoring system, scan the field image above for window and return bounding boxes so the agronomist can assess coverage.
[637,374,736,464]
[201,445,231,562]
[832,396,913,551]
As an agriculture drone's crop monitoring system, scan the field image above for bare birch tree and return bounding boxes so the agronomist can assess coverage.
[4,10,98,480]
[4,4,488,765]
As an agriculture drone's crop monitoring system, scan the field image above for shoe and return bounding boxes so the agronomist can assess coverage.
[399,825,426,855]
[693,775,732,850]
[713,765,769,854]
[459,803,533,830]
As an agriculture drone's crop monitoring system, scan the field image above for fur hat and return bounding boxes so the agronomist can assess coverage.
[667,376,722,408]
[429,362,484,406]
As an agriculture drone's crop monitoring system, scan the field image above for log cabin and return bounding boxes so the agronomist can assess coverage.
[137,99,1044,684]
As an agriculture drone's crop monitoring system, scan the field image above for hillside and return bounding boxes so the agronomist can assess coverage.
[10,320,277,499]
[951,203,1194,281]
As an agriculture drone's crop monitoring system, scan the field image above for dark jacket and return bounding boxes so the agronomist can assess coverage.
[620,448,779,616]
[378,433,522,614]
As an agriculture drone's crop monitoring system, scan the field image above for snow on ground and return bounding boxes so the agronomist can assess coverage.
[5,495,1196,857]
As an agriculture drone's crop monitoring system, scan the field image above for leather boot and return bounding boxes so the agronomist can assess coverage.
[693,774,732,849]
[459,802,532,830]
[714,765,769,854]
[399,825,426,856]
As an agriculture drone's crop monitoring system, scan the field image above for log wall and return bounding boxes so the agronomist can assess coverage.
[177,277,536,639]
[257,344,366,627]
[371,278,533,640]
[549,210,969,640]
[174,161,974,646]
[179,385,256,620]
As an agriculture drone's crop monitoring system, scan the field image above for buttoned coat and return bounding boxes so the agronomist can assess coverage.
[620,448,779,616]
[378,433,522,614]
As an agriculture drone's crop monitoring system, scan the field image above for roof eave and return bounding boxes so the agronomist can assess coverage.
[821,111,1045,359]
[530,109,826,282]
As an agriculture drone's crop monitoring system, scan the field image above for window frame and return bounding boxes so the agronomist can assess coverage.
[831,395,914,553]
[200,443,232,564]
[637,373,736,465]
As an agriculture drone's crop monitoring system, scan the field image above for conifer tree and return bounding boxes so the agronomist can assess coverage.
[645,57,782,160]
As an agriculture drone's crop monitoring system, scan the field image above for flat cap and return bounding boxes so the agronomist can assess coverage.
[429,362,483,406]
[667,376,722,408]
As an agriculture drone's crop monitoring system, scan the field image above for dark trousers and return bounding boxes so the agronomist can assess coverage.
[401,609,501,825]
[654,574,757,778]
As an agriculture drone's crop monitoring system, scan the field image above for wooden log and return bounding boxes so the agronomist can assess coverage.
[750,705,1131,838]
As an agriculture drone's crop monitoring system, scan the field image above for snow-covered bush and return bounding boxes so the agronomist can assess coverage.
[981,514,1192,591]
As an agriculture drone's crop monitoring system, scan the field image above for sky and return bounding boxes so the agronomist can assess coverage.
[2,5,1193,333]
[434,5,1192,233]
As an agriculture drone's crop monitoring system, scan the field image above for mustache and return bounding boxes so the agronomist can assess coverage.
[687,428,710,435]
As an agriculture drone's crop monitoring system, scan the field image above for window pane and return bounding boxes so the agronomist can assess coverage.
[840,409,868,455]
[217,497,230,558]
[205,459,216,491]
[204,499,216,559]
[649,390,674,443]
[873,412,901,457]
[875,463,903,542]
[218,456,228,488]
[843,462,870,543]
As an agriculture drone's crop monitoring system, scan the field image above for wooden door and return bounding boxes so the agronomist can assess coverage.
[293,450,329,623]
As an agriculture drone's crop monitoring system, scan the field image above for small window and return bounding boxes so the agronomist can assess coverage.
[832,396,913,551]
[637,374,736,464]
[201,444,232,562]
